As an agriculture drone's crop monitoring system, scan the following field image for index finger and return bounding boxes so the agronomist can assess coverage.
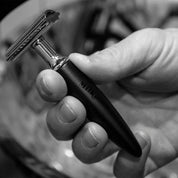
[36,69,67,102]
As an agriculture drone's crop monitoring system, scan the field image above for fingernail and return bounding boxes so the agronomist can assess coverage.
[40,77,53,96]
[135,132,148,149]
[82,127,99,148]
[57,102,76,123]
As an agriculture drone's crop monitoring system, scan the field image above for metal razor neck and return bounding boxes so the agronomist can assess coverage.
[33,36,63,68]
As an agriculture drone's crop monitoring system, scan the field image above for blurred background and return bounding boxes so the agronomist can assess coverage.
[1,0,178,178]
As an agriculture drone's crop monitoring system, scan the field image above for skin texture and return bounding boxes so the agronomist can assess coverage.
[36,28,178,178]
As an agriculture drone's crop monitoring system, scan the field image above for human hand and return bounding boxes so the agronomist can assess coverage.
[36,28,178,177]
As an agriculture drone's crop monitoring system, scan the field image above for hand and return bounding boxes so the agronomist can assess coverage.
[36,28,178,177]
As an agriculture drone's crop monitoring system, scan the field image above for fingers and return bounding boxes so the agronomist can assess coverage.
[69,28,168,83]
[47,98,119,163]
[114,131,151,178]
[72,122,119,163]
[46,96,86,140]
[36,69,118,163]
[72,122,108,163]
[36,69,67,102]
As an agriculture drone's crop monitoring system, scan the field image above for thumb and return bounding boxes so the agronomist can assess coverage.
[113,131,151,178]
[69,28,168,83]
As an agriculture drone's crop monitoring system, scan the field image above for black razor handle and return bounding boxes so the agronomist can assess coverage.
[56,59,142,157]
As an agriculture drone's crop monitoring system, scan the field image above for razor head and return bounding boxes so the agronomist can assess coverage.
[6,10,60,62]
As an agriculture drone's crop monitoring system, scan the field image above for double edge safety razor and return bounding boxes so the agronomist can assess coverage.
[6,10,142,157]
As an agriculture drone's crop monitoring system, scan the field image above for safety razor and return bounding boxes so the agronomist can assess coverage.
[6,10,142,157]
